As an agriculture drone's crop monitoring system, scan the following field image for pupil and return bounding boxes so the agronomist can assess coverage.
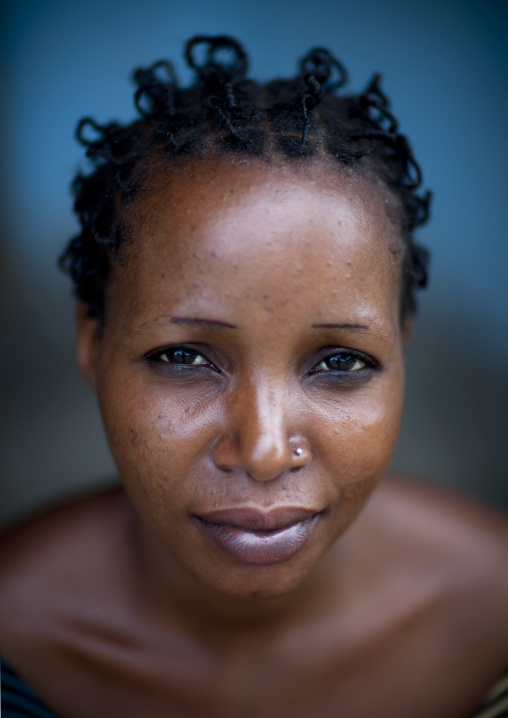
[329,354,356,371]
[172,349,194,364]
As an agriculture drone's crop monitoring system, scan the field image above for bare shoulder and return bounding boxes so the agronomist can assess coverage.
[376,472,508,560]
[365,473,508,632]
[0,486,130,658]
[0,484,127,571]
[350,473,508,684]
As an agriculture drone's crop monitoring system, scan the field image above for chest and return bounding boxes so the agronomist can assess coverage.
[38,622,491,718]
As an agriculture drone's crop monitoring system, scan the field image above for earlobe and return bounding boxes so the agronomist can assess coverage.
[75,303,100,389]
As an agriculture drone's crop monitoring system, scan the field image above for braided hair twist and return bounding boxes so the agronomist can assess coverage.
[60,35,431,320]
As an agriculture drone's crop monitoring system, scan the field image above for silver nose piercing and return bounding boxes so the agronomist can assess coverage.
[294,447,303,457]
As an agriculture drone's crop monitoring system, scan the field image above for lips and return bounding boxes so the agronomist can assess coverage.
[195,507,320,565]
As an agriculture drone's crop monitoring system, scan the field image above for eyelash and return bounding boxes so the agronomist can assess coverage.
[308,350,376,376]
[147,347,220,373]
[146,346,378,380]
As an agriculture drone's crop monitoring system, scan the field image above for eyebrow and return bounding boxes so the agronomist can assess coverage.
[170,316,238,329]
[312,322,392,342]
[312,323,370,330]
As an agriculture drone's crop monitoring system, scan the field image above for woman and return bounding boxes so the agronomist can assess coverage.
[1,36,507,718]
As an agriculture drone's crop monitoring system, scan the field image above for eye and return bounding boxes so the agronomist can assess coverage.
[157,348,208,367]
[309,350,374,376]
[146,346,220,374]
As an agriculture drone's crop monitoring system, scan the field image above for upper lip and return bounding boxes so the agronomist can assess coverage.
[195,506,319,531]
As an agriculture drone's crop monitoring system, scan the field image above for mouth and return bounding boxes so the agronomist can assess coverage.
[194,507,321,565]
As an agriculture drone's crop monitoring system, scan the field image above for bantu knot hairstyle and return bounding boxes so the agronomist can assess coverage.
[60,35,431,320]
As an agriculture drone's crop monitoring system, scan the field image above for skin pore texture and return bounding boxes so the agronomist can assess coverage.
[0,159,508,718]
[90,159,406,602]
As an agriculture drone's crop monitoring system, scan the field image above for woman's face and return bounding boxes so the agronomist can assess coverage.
[78,159,408,600]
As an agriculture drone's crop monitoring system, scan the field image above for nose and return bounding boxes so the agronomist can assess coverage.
[212,378,311,482]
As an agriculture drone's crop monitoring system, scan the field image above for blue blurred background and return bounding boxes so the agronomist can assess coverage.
[1,0,507,525]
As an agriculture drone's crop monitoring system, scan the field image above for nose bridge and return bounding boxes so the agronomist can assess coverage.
[214,371,294,482]
[247,375,287,462]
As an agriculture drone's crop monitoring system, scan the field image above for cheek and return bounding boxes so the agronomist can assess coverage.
[310,372,404,499]
[96,367,223,518]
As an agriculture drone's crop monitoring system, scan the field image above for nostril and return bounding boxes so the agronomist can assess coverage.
[289,465,304,473]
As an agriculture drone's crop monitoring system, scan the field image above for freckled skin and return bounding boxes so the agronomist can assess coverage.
[1,159,508,718]
[85,160,406,599]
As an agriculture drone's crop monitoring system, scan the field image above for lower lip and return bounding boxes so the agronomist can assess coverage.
[196,515,319,565]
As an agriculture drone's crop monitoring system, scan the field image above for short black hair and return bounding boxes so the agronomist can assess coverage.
[60,35,431,320]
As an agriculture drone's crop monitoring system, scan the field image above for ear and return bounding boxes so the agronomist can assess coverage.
[400,315,413,356]
[75,302,101,389]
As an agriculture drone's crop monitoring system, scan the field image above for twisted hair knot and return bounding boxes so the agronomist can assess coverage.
[61,35,432,321]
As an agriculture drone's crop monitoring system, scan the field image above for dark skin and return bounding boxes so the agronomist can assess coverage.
[1,159,508,718]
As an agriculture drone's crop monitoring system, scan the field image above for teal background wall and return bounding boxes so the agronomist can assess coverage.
[1,0,507,525]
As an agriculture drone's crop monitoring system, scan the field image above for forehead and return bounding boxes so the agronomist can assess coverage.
[113,159,402,327]
[126,158,399,254]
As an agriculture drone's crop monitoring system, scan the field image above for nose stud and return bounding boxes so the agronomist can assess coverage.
[290,440,311,466]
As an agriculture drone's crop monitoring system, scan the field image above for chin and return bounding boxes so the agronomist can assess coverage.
[189,545,326,603]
